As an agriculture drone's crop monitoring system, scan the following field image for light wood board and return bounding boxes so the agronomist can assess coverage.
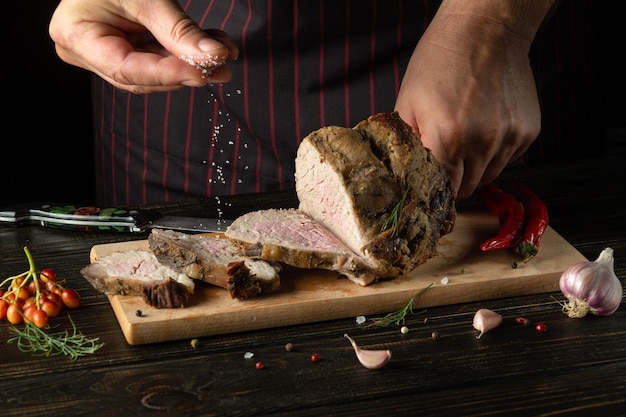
[89,207,587,345]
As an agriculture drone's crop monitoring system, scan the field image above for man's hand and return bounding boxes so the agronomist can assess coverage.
[395,0,555,200]
[49,0,239,94]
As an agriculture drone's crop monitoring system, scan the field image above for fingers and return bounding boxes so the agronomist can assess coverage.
[419,128,530,201]
[49,0,239,93]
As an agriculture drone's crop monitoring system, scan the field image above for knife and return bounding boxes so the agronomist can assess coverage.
[0,204,233,233]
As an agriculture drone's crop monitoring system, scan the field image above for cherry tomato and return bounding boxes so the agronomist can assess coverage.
[22,304,37,324]
[16,287,30,301]
[0,299,8,320]
[40,268,57,283]
[41,299,62,318]
[22,297,37,311]
[47,291,64,309]
[10,276,24,291]
[47,281,63,295]
[61,288,81,309]
[30,309,49,329]
[6,303,23,324]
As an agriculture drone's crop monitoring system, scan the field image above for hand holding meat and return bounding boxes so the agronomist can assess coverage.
[49,0,239,93]
[395,1,554,200]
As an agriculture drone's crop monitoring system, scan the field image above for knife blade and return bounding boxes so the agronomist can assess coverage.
[0,204,232,233]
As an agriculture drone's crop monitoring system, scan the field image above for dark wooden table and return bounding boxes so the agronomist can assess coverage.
[1,147,625,417]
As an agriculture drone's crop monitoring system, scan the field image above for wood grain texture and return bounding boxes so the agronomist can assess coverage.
[89,207,587,344]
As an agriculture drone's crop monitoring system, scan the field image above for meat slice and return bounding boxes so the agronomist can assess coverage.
[295,111,456,281]
[224,208,378,285]
[148,229,281,300]
[80,250,194,308]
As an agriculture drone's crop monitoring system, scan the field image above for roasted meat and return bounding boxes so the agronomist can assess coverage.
[148,229,282,300]
[227,112,456,285]
[80,250,194,308]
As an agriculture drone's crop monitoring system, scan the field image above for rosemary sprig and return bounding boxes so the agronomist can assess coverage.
[367,283,434,327]
[381,188,410,237]
[7,315,104,360]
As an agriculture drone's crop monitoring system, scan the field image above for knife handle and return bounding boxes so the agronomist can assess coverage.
[0,204,159,233]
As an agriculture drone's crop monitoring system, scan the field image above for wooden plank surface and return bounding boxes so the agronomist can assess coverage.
[89,207,587,345]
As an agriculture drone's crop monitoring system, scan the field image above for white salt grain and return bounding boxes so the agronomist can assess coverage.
[356,316,366,325]
[244,352,254,359]
[441,277,449,285]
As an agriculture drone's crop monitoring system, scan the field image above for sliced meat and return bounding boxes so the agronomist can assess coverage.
[148,229,281,300]
[224,208,378,286]
[80,250,194,308]
[295,111,456,281]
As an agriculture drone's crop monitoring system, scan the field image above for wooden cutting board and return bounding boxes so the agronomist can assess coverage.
[89,207,587,345]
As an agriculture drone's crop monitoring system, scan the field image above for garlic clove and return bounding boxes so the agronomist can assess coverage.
[472,308,503,339]
[344,333,391,370]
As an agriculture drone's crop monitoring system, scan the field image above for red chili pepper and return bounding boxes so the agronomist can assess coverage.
[478,184,525,251]
[507,180,549,262]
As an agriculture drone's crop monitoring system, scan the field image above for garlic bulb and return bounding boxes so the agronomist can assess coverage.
[559,247,623,318]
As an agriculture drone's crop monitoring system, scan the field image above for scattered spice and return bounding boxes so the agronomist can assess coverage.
[431,331,440,340]
[535,323,547,332]
[190,339,199,348]
[285,342,294,352]
[311,353,321,362]
[135,310,143,317]
[255,361,265,370]
[515,316,530,326]
[511,262,518,269]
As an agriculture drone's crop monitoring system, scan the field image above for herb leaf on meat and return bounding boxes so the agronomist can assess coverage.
[382,188,410,237]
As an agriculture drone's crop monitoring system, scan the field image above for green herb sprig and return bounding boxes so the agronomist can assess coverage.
[381,188,410,237]
[7,315,104,360]
[368,283,434,327]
